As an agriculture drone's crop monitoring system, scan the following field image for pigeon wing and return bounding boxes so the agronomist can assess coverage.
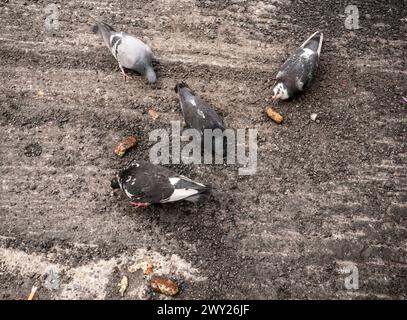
[115,34,153,72]
[160,175,210,203]
[277,47,319,92]
[119,163,175,203]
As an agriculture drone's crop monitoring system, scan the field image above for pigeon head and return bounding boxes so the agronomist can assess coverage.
[272,82,289,102]
[174,82,191,93]
[111,176,120,189]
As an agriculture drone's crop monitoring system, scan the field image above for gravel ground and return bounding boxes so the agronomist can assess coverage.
[0,0,406,300]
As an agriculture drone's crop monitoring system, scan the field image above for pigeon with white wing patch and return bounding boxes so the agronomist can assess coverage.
[92,22,157,83]
[111,160,211,208]
[272,31,323,102]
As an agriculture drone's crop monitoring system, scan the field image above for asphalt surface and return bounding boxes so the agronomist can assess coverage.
[0,0,406,299]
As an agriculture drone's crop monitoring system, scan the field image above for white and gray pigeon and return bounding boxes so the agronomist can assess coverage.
[92,22,157,83]
[272,31,323,102]
[111,160,211,208]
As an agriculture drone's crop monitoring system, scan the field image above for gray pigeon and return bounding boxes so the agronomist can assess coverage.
[111,160,211,208]
[175,82,225,133]
[272,31,323,102]
[92,22,157,83]
[174,82,228,156]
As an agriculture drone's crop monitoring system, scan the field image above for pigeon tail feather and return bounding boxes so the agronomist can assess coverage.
[145,66,157,84]
[300,31,320,46]
[316,32,324,56]
[184,187,212,203]
[300,31,323,55]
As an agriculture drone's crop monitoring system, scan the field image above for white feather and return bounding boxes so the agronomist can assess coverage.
[273,83,289,100]
[162,188,199,203]
[169,177,180,185]
[197,110,206,119]
[300,31,320,48]
[124,188,134,198]
[162,176,207,202]
[317,33,323,56]
[301,48,314,59]
[179,175,206,187]
[187,95,197,106]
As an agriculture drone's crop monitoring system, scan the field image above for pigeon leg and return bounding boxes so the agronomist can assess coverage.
[119,64,127,81]
[119,64,133,81]
[297,92,306,103]
[129,201,150,208]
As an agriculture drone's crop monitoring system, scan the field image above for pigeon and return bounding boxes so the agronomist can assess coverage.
[111,160,211,207]
[175,82,225,132]
[92,21,157,83]
[272,31,323,102]
[174,82,227,155]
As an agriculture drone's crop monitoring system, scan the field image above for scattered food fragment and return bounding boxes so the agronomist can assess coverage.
[148,109,160,120]
[27,286,38,300]
[128,260,154,275]
[310,113,318,121]
[265,107,283,124]
[128,262,143,273]
[143,261,154,275]
[37,90,44,96]
[150,276,179,296]
[114,136,137,157]
[118,276,129,297]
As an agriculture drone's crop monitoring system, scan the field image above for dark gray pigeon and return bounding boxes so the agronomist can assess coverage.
[175,82,225,132]
[272,31,323,102]
[92,22,157,83]
[175,82,228,156]
[111,160,211,208]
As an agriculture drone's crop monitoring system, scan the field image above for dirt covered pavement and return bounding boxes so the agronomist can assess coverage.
[0,0,406,299]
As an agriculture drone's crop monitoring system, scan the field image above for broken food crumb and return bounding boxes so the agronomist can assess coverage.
[118,276,129,297]
[143,261,154,275]
[265,107,283,124]
[148,109,160,120]
[150,276,179,296]
[114,136,137,157]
